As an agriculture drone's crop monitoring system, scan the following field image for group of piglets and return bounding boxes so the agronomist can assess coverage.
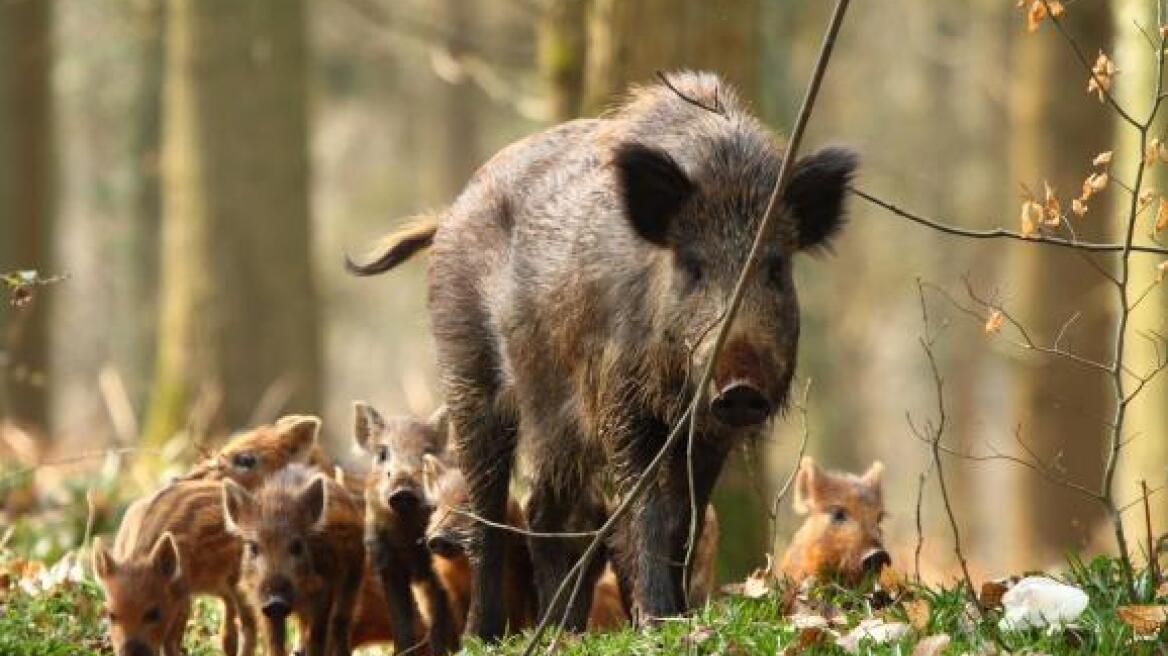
[91,407,888,656]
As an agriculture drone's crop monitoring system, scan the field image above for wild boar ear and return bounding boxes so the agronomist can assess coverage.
[92,537,117,580]
[861,461,884,497]
[421,454,447,499]
[792,456,820,515]
[428,405,450,450]
[614,142,696,246]
[784,146,857,251]
[301,475,329,531]
[221,479,255,534]
[277,415,322,457]
[353,401,386,452]
[151,532,182,582]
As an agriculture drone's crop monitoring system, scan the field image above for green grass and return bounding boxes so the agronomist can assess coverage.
[0,547,1163,655]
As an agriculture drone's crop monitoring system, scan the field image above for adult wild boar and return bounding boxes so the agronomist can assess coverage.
[348,71,856,637]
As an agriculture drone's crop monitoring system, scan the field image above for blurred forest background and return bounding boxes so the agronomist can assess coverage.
[0,0,1165,585]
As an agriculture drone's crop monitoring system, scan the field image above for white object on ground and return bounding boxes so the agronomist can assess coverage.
[998,575,1089,631]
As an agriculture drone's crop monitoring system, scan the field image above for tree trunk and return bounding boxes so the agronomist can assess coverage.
[1008,4,1114,561]
[0,0,54,437]
[538,0,589,122]
[144,0,320,448]
[1110,0,1168,539]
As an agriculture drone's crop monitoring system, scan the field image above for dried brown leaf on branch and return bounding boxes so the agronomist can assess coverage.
[1139,190,1157,212]
[985,310,1005,335]
[1156,199,1168,233]
[1092,150,1113,167]
[1072,198,1088,217]
[911,634,951,656]
[1020,0,1064,32]
[1042,181,1061,226]
[1157,261,1168,283]
[1146,138,1162,166]
[1021,200,1043,237]
[1087,51,1118,102]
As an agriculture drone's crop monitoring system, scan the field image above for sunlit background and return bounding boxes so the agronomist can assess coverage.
[1,0,1165,586]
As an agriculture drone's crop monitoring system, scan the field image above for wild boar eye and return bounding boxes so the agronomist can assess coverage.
[142,607,162,624]
[245,540,260,558]
[829,507,848,524]
[678,253,703,284]
[232,452,258,470]
[766,255,787,286]
[290,539,305,557]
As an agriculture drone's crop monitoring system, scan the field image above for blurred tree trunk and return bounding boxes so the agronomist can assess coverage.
[1110,0,1168,533]
[0,0,54,437]
[538,0,588,122]
[1007,4,1113,560]
[144,0,320,449]
[581,0,764,582]
[582,0,760,116]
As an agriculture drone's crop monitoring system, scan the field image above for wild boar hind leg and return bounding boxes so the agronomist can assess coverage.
[523,442,607,631]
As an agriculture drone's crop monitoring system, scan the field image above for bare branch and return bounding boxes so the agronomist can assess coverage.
[851,187,1168,257]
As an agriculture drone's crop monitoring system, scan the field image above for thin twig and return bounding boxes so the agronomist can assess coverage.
[914,459,936,584]
[521,2,853,652]
[851,187,1168,257]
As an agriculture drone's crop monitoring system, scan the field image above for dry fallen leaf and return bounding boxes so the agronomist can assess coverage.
[837,619,909,654]
[911,634,952,656]
[1092,150,1113,167]
[1026,1,1048,32]
[1156,199,1168,233]
[980,578,1015,609]
[783,626,831,656]
[1117,605,1168,636]
[1089,171,1110,192]
[904,598,932,631]
[985,310,1006,335]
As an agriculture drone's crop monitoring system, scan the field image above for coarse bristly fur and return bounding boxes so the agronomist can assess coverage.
[222,464,364,656]
[780,457,889,586]
[93,480,256,656]
[353,402,459,655]
[349,70,856,636]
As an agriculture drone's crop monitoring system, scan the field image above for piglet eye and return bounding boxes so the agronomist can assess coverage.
[829,507,848,524]
[245,540,259,558]
[142,607,162,624]
[232,452,258,470]
[376,446,389,464]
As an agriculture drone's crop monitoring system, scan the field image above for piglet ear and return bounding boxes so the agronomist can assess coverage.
[614,142,696,246]
[861,461,884,501]
[784,146,857,251]
[300,474,329,531]
[151,532,182,582]
[353,401,386,453]
[92,537,117,580]
[428,405,450,451]
[221,479,255,534]
[276,415,322,459]
[421,454,447,500]
[792,456,820,515]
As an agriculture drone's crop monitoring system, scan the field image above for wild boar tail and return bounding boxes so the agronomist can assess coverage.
[344,214,438,276]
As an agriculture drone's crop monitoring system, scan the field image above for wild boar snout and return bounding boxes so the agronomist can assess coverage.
[710,339,780,427]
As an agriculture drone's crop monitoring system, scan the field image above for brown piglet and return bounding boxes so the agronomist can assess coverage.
[222,464,364,656]
[779,457,890,586]
[93,480,255,656]
[181,415,330,491]
[354,401,458,655]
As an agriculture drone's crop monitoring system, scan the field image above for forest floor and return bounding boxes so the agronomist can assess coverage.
[2,541,1165,656]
